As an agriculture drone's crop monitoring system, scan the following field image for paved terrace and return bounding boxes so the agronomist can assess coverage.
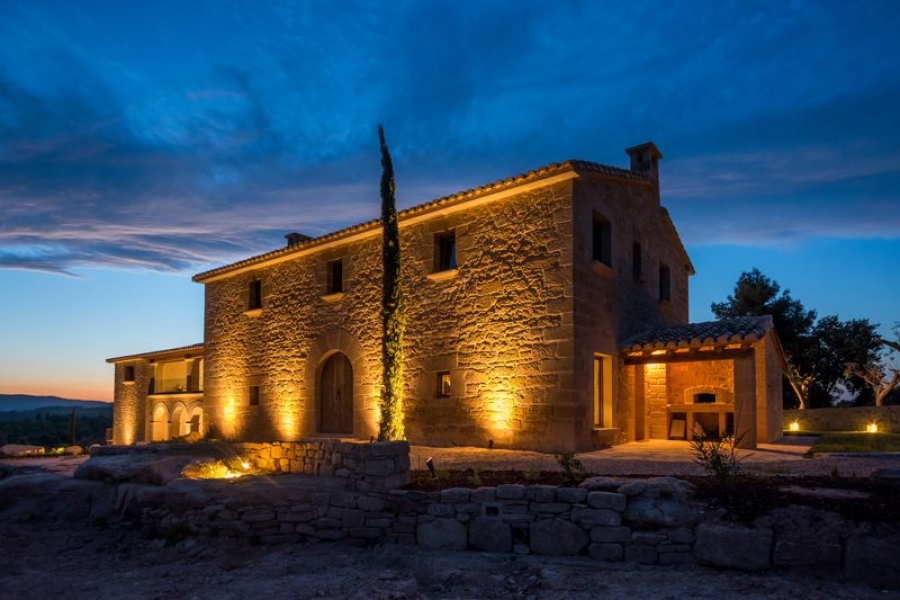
[410,438,897,478]
[3,437,897,478]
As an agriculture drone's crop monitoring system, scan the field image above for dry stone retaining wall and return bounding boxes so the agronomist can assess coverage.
[784,406,900,434]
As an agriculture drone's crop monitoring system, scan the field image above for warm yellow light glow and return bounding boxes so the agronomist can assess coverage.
[485,391,515,432]
[789,420,800,432]
[279,411,299,440]
[866,422,878,433]
[650,349,667,356]
[241,461,250,470]
[222,395,237,437]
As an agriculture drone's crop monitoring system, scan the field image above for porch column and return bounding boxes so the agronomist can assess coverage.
[733,356,757,449]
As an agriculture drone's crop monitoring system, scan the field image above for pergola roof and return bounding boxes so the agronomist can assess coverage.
[620,316,775,353]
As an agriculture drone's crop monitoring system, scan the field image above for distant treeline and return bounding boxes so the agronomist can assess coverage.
[0,407,112,447]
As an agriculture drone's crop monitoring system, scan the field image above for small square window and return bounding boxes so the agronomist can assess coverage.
[248,279,263,310]
[435,231,457,272]
[249,385,261,406]
[659,264,671,301]
[328,259,343,294]
[437,372,451,397]
[123,365,135,382]
[592,213,611,266]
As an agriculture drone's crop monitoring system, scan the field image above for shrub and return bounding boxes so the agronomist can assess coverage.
[690,435,746,484]
[555,452,586,485]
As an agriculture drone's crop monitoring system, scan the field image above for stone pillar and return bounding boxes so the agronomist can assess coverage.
[733,356,757,449]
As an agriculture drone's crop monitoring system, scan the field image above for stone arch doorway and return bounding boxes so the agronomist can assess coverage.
[170,403,188,438]
[151,404,169,441]
[319,352,353,434]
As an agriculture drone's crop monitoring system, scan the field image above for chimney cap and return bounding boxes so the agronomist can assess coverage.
[625,141,662,160]
[285,232,312,247]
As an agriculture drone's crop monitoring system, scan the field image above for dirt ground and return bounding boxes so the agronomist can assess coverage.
[0,520,892,600]
[1,442,898,599]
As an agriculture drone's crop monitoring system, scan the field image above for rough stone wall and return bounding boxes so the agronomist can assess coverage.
[121,472,900,589]
[112,360,150,445]
[235,440,410,492]
[572,176,690,449]
[203,181,577,451]
[665,360,735,405]
[757,332,784,442]
[644,364,668,439]
[784,405,900,433]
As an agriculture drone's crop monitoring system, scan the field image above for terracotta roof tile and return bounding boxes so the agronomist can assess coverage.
[620,316,774,352]
[107,343,205,363]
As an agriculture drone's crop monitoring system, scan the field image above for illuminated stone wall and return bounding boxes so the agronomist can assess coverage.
[202,180,579,450]
[757,332,784,442]
[112,360,149,445]
[572,174,691,448]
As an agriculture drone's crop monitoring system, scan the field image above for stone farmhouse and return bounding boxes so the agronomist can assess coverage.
[108,142,784,452]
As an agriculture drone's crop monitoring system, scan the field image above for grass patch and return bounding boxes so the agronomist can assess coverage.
[806,432,900,455]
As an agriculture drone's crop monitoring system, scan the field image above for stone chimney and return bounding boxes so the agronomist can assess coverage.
[285,232,312,247]
[625,141,662,182]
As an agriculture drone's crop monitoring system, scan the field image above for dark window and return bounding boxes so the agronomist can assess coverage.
[248,279,263,310]
[437,372,451,397]
[328,259,343,294]
[632,241,642,280]
[249,385,260,406]
[123,365,135,382]
[592,213,611,266]
[435,231,457,272]
[695,393,716,404]
[659,264,671,301]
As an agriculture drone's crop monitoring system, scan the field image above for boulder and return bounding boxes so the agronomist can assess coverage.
[845,531,900,590]
[622,477,699,528]
[530,518,589,556]
[417,518,467,550]
[0,473,116,522]
[74,454,201,485]
[694,523,772,571]
[0,444,44,457]
[468,517,512,553]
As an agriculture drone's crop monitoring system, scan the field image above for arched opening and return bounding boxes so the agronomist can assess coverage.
[151,404,170,441]
[319,352,353,434]
[188,406,204,436]
[170,404,188,438]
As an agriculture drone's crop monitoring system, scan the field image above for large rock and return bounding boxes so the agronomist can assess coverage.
[530,518,589,556]
[417,518,467,550]
[622,477,699,528]
[0,444,44,457]
[468,517,512,553]
[74,454,201,485]
[0,473,116,522]
[694,523,772,571]
[845,530,900,590]
[772,506,843,572]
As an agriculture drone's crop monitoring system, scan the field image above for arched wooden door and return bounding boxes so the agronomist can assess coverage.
[319,352,353,434]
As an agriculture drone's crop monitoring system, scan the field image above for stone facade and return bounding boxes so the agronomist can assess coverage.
[108,142,784,451]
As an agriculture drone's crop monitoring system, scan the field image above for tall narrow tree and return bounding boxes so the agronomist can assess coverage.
[378,125,406,440]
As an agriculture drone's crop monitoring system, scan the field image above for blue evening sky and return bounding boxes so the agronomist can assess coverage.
[1,0,897,400]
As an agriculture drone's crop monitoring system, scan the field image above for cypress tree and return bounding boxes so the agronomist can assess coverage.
[378,125,406,440]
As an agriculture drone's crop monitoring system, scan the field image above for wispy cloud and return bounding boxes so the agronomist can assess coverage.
[0,0,898,274]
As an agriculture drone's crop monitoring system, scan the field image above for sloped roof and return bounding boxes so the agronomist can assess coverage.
[107,343,204,363]
[620,316,775,353]
[193,159,653,283]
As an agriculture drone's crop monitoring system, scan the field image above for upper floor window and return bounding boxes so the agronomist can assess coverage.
[659,263,671,301]
[327,259,343,294]
[632,241,642,281]
[248,279,263,310]
[592,213,611,266]
[249,385,261,406]
[435,231,457,272]
[123,365,135,382]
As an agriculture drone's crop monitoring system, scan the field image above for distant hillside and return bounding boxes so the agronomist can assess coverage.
[0,394,111,412]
